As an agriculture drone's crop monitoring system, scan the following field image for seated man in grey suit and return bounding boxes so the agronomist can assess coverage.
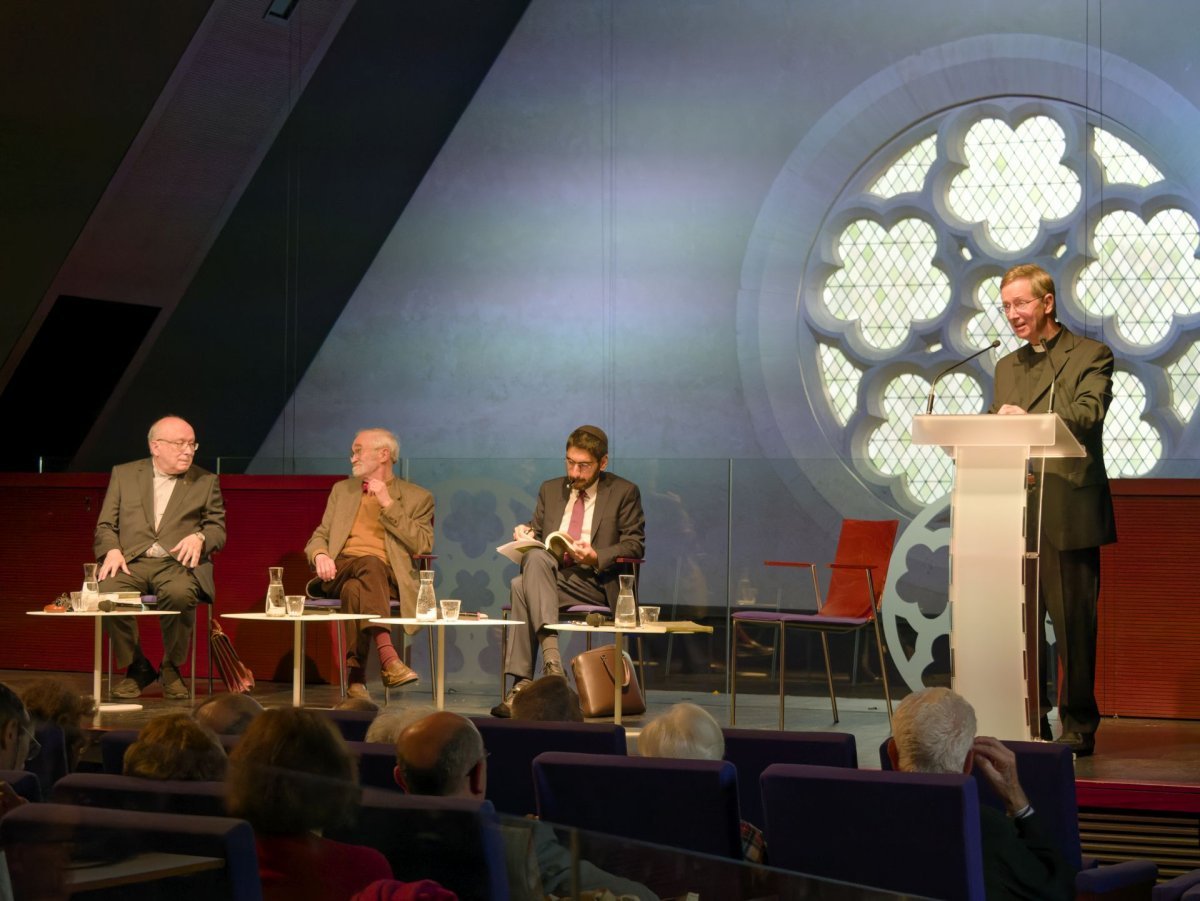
[305,428,434,699]
[492,425,645,717]
[95,416,226,700]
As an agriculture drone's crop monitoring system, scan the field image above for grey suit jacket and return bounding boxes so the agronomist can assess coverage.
[990,327,1116,551]
[526,471,646,608]
[305,476,434,631]
[93,459,227,600]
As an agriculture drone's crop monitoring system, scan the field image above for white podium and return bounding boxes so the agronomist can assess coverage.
[911,414,1083,738]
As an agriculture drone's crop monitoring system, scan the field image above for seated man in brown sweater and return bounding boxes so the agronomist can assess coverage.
[305,429,434,699]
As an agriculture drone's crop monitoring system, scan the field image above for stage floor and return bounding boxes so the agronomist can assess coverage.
[5,668,1199,786]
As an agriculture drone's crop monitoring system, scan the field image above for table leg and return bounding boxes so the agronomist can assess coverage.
[293,619,303,707]
[613,631,624,725]
[93,617,102,703]
[435,625,445,710]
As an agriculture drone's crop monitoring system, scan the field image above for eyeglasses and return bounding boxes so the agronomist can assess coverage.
[21,724,40,762]
[155,439,199,452]
[998,297,1043,314]
[565,458,596,473]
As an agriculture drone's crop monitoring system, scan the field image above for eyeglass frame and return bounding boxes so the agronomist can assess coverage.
[998,295,1048,315]
[564,456,597,473]
[153,438,200,452]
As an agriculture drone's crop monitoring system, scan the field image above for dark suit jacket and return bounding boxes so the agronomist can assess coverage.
[526,471,645,608]
[990,327,1116,551]
[93,459,226,600]
[980,806,1075,901]
[305,476,434,630]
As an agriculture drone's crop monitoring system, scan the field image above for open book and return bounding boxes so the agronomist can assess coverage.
[496,530,575,565]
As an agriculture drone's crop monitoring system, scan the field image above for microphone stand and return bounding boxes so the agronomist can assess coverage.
[925,340,1001,414]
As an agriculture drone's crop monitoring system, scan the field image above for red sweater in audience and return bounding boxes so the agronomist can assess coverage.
[256,832,393,901]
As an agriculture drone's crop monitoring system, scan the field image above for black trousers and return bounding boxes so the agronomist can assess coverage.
[1038,541,1101,735]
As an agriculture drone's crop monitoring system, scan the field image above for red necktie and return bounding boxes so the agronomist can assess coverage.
[564,489,586,564]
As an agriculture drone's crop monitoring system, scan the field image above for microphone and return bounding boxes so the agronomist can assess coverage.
[925,340,1001,414]
[1040,338,1058,413]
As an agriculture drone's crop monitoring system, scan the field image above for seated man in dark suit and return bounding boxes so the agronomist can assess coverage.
[887,688,1074,900]
[492,425,645,717]
[0,683,35,812]
[95,416,226,700]
[394,711,656,901]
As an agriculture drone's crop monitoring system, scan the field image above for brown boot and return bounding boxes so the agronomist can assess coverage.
[382,658,419,688]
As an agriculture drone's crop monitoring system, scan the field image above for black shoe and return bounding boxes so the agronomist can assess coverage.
[1055,732,1096,757]
[112,659,158,699]
[491,679,531,718]
[1039,716,1053,741]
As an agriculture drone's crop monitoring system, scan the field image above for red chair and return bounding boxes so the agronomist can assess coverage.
[730,519,898,729]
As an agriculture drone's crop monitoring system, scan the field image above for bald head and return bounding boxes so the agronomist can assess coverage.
[192,693,264,736]
[394,711,485,798]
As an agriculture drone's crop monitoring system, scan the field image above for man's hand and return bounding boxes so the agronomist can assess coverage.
[170,534,205,569]
[365,478,393,509]
[97,548,129,581]
[996,404,1027,415]
[971,736,1030,815]
[570,539,599,568]
[513,524,536,541]
[314,552,337,582]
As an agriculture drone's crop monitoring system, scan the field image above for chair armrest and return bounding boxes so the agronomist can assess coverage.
[827,563,879,571]
[1152,867,1200,901]
[764,561,816,569]
[615,557,644,565]
[1076,859,1157,899]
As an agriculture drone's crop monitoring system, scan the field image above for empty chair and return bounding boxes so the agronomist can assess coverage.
[27,721,69,792]
[471,717,627,816]
[52,771,228,816]
[532,751,742,860]
[1,802,261,900]
[318,707,377,742]
[327,786,509,901]
[345,740,402,792]
[731,519,899,728]
[761,763,986,900]
[0,768,41,802]
[721,727,857,830]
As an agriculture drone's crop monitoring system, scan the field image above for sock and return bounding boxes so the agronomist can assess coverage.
[375,631,400,668]
[541,636,561,669]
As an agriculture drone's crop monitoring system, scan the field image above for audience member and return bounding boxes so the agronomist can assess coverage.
[510,675,583,722]
[638,702,764,863]
[0,684,33,814]
[192,692,264,736]
[394,711,657,901]
[227,707,391,900]
[335,697,381,714]
[365,705,437,746]
[20,676,96,770]
[887,687,1075,900]
[123,713,227,781]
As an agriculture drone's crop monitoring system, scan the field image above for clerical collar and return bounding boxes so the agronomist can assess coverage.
[1031,327,1064,353]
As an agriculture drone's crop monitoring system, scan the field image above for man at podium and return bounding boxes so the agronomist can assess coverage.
[991,263,1116,757]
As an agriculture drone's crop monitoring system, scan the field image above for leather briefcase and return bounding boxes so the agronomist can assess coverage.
[571,644,646,717]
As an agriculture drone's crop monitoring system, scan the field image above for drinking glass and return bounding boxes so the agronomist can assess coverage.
[285,595,305,617]
[439,599,461,621]
[639,605,660,624]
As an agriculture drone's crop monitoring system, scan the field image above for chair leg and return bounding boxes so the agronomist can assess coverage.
[635,637,647,695]
[872,618,894,724]
[335,621,346,698]
[777,623,788,731]
[729,624,738,726]
[206,604,214,696]
[819,632,839,724]
[189,612,197,702]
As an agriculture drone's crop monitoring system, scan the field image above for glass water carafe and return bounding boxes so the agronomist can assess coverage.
[265,566,286,617]
[415,569,437,621]
[614,573,637,627]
